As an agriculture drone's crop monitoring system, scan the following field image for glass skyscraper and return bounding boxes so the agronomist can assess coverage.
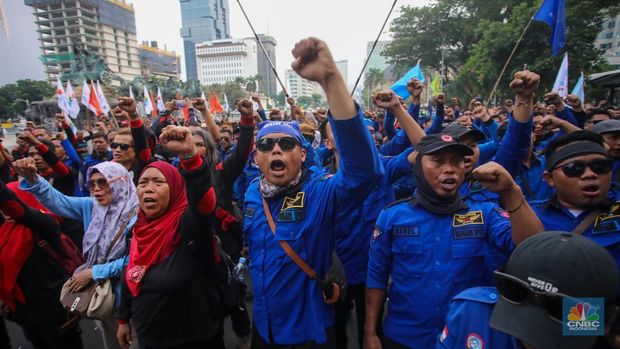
[180,0,230,81]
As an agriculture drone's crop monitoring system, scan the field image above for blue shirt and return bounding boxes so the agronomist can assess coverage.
[516,153,555,202]
[367,199,514,348]
[436,287,520,349]
[243,107,383,345]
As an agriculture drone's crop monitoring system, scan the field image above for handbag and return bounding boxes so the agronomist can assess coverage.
[60,210,136,319]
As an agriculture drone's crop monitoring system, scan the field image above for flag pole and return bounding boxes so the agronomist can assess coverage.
[485,1,544,106]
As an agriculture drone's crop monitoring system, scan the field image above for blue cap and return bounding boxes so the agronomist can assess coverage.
[256,120,304,145]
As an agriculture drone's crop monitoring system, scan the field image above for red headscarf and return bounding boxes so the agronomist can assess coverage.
[0,182,55,309]
[126,161,188,296]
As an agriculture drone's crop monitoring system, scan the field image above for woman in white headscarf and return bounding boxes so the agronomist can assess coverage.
[17,160,139,349]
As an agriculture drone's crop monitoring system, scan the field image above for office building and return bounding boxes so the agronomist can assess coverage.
[285,69,321,100]
[24,0,141,82]
[180,0,230,81]
[0,0,46,85]
[335,59,348,85]
[139,41,181,78]
[255,34,277,97]
[365,40,390,73]
[196,38,257,85]
[595,15,620,69]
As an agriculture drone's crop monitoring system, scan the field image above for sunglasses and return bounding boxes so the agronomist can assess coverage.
[110,142,132,151]
[256,137,299,152]
[494,267,575,323]
[88,176,125,191]
[553,159,612,177]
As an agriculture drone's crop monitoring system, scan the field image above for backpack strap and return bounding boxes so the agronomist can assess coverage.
[572,209,602,235]
[262,197,318,280]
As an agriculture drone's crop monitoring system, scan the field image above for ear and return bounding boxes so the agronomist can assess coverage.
[300,148,307,163]
[543,171,555,187]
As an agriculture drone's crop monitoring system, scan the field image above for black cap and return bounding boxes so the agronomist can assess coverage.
[416,133,474,157]
[490,232,618,349]
[442,123,487,142]
[592,119,620,135]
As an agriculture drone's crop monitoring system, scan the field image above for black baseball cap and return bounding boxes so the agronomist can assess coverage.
[592,119,620,135]
[490,232,618,349]
[442,123,487,143]
[416,133,474,157]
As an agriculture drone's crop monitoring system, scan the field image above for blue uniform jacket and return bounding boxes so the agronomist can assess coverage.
[436,287,520,349]
[516,153,555,202]
[367,199,514,348]
[243,107,384,345]
[333,149,413,285]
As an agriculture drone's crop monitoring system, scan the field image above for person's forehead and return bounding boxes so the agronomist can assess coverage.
[592,113,610,120]
[114,134,132,144]
[141,167,166,179]
[90,172,104,179]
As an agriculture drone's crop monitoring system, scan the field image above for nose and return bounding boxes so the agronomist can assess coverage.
[581,166,598,179]
[271,143,284,155]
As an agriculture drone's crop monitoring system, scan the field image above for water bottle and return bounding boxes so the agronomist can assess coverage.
[232,257,247,282]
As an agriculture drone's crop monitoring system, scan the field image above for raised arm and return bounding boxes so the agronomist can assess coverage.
[220,99,256,184]
[373,90,426,148]
[193,98,221,142]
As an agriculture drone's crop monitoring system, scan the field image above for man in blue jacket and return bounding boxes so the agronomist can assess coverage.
[243,37,383,348]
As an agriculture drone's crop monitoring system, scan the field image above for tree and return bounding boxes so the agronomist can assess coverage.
[0,80,55,118]
[275,90,287,107]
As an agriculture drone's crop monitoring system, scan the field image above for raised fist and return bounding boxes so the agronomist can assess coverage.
[286,97,296,106]
[18,131,37,145]
[543,92,563,107]
[159,125,196,158]
[192,98,208,112]
[13,157,38,183]
[564,94,582,110]
[472,161,519,195]
[434,93,445,105]
[236,99,254,115]
[117,97,138,116]
[406,79,424,99]
[509,71,540,99]
[113,106,132,120]
[372,91,401,110]
[291,37,338,86]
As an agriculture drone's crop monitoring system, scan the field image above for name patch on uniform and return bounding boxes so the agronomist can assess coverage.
[452,211,484,227]
[592,213,620,235]
[244,207,256,218]
[281,192,305,211]
[392,225,419,238]
[277,209,304,222]
[453,227,485,240]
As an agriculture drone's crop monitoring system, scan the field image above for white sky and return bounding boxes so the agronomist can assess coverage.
[128,0,432,87]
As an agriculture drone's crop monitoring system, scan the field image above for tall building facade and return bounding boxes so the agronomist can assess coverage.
[24,0,141,82]
[0,0,46,85]
[139,41,181,79]
[365,40,390,73]
[255,34,277,97]
[196,38,257,85]
[285,69,321,100]
[335,59,348,85]
[595,15,620,69]
[180,0,230,81]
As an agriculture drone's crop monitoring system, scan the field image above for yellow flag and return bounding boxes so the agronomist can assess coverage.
[431,75,442,96]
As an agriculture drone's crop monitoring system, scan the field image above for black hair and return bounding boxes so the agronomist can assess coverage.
[545,130,605,159]
[33,125,52,136]
[318,119,330,141]
[586,108,612,121]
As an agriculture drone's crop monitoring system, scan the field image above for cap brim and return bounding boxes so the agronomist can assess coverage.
[595,127,620,135]
[426,143,474,156]
[490,297,597,349]
[462,129,487,142]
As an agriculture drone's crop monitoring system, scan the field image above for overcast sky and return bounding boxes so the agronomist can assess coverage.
[128,0,432,87]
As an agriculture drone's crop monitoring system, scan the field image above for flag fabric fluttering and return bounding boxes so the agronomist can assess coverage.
[200,89,210,111]
[65,80,80,119]
[143,85,154,115]
[89,81,103,116]
[430,75,442,97]
[129,85,134,99]
[533,0,566,56]
[209,93,224,113]
[81,80,92,112]
[223,93,230,112]
[552,53,569,97]
[156,87,165,112]
[571,72,585,102]
[55,77,70,115]
[96,80,110,114]
[391,62,425,99]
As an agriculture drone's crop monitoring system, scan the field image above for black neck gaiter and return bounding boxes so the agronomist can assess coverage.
[411,159,468,215]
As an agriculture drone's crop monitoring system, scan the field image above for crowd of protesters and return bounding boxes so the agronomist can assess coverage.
[0,37,618,349]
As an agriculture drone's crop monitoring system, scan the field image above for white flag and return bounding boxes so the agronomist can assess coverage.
[200,89,209,111]
[143,85,154,115]
[156,87,165,112]
[81,80,92,110]
[96,81,110,114]
[56,77,69,115]
[552,53,569,97]
[129,84,134,99]
[223,93,230,112]
[65,80,80,119]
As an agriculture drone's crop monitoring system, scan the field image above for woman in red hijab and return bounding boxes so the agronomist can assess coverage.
[0,180,83,349]
[116,126,219,349]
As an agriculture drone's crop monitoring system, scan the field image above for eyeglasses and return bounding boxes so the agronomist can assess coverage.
[494,267,575,323]
[256,137,299,152]
[110,142,132,151]
[553,159,612,177]
[88,176,125,191]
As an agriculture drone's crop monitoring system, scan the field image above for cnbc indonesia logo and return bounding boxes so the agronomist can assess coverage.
[563,300,603,336]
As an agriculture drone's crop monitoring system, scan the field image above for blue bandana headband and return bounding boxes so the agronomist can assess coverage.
[256,120,304,145]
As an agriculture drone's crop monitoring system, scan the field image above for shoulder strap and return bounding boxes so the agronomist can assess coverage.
[103,208,138,259]
[262,198,318,279]
[571,209,602,235]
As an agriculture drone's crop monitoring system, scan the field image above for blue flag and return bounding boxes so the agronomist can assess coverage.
[571,72,585,102]
[391,63,425,99]
[533,0,566,56]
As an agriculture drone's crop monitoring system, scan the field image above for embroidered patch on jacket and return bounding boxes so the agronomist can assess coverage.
[452,211,484,227]
[372,226,383,242]
[453,227,485,239]
[466,333,484,349]
[281,192,305,211]
[392,225,419,238]
[592,213,620,235]
[244,207,256,219]
[277,209,304,222]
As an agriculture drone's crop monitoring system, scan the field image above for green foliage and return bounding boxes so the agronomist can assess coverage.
[0,80,55,117]
[203,81,247,105]
[386,0,620,101]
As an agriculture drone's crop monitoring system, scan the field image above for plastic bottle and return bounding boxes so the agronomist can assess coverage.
[232,257,247,282]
